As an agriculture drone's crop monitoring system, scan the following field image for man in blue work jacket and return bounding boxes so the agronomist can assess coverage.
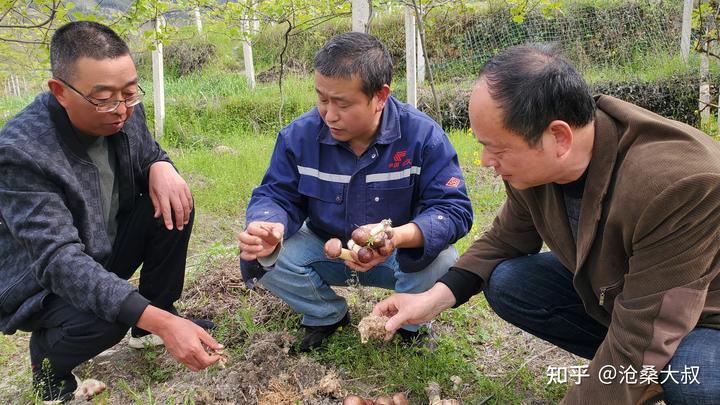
[238,32,473,352]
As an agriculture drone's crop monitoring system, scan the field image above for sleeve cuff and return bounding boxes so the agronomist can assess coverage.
[257,239,283,268]
[438,267,483,307]
[117,291,151,326]
[400,213,454,271]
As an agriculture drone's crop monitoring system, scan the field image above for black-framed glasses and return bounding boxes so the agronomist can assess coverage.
[55,77,145,113]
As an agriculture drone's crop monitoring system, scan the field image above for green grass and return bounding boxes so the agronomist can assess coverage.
[583,52,703,85]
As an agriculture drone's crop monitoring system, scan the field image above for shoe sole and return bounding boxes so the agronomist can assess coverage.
[128,334,164,349]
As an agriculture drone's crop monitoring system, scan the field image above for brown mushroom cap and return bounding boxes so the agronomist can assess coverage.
[342,395,367,405]
[357,246,375,263]
[378,238,395,256]
[351,226,372,246]
[324,238,343,258]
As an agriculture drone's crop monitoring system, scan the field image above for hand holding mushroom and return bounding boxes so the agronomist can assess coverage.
[324,220,395,271]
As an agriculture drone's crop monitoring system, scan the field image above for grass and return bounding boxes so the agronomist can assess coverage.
[583,52,704,85]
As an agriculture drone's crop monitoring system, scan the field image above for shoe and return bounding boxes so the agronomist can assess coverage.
[298,312,350,352]
[128,333,164,349]
[396,328,429,346]
[128,317,216,349]
[33,370,76,404]
[39,374,106,404]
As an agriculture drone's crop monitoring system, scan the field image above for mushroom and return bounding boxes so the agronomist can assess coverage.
[325,238,354,261]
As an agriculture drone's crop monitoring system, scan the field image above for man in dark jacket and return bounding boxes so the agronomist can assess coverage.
[375,44,720,404]
[0,22,222,402]
[238,33,473,352]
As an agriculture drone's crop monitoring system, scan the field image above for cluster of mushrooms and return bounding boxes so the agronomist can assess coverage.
[324,220,394,263]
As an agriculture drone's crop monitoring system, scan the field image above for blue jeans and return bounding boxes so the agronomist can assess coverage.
[483,252,720,404]
[259,224,458,331]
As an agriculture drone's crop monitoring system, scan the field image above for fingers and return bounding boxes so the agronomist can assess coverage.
[385,313,408,332]
[170,193,185,231]
[150,190,161,219]
[181,185,192,226]
[184,186,194,217]
[160,194,173,230]
[148,163,192,231]
[344,252,387,273]
[373,298,398,317]
[237,222,283,260]
[186,349,218,371]
[197,328,223,351]
[244,222,282,242]
[177,334,222,371]
[343,259,371,273]
[373,296,409,332]
[254,222,283,245]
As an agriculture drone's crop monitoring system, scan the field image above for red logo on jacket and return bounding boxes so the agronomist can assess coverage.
[389,150,411,169]
[446,177,461,187]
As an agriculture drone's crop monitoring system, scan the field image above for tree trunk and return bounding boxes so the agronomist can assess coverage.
[405,5,417,107]
[152,17,166,139]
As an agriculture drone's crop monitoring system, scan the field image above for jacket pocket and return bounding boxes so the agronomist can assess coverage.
[367,182,415,225]
[298,176,345,205]
[598,279,624,311]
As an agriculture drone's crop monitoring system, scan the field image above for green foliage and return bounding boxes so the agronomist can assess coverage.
[145,73,315,151]
[692,0,719,52]
[314,332,476,401]
[593,72,704,127]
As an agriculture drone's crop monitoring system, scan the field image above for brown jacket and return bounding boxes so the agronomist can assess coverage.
[454,95,720,404]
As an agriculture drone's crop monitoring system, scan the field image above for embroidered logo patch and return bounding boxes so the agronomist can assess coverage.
[446,177,461,187]
[393,150,407,162]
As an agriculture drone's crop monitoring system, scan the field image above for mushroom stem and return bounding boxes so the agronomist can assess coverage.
[369,222,386,237]
[337,248,353,261]
[347,239,362,253]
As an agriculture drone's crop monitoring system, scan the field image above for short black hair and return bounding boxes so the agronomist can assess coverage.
[480,43,596,146]
[50,21,130,81]
[314,32,393,99]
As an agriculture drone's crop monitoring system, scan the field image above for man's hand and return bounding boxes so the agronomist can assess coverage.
[149,161,193,231]
[346,248,390,272]
[373,283,457,332]
[344,221,423,272]
[136,306,223,371]
[238,221,284,261]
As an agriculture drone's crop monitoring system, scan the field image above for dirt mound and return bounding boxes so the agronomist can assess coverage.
[68,258,346,404]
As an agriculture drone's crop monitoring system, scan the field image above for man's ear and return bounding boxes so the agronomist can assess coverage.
[548,120,573,158]
[48,79,69,108]
[374,84,391,112]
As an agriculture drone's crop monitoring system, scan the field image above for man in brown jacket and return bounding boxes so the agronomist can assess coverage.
[374,43,720,404]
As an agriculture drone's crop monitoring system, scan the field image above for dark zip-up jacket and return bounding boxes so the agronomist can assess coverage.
[0,92,170,334]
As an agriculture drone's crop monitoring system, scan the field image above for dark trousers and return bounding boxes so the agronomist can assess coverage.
[21,194,193,400]
[484,252,720,404]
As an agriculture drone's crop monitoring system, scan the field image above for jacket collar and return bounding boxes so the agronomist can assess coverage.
[47,92,94,164]
[48,92,127,164]
[575,102,621,270]
[317,96,402,146]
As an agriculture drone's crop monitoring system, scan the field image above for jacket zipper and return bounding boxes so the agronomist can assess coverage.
[598,280,623,306]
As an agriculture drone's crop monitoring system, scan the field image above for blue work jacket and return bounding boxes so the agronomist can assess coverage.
[246,96,473,272]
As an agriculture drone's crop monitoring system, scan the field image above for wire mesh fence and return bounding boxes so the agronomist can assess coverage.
[412,1,682,82]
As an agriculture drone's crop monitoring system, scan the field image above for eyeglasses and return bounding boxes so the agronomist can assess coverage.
[55,77,145,113]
